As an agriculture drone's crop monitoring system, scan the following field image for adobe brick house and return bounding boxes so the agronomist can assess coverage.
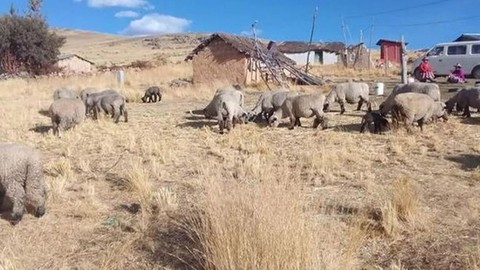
[185,33,295,86]
[56,54,95,74]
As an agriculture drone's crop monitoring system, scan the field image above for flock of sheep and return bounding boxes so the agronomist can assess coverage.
[1,80,480,225]
[191,81,461,135]
[0,86,160,224]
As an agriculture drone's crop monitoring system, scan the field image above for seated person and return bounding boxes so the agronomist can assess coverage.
[447,63,466,83]
[418,57,435,82]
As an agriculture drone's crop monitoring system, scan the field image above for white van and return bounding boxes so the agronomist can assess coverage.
[412,41,480,79]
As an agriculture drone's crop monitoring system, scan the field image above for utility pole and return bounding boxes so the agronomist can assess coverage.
[367,17,375,69]
[400,35,408,83]
[305,6,318,73]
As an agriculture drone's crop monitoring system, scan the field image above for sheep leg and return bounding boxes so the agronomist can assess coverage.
[463,106,471,118]
[4,184,25,225]
[157,93,162,102]
[295,117,302,127]
[113,106,121,123]
[122,105,128,122]
[417,118,425,132]
[356,99,364,111]
[360,116,369,133]
[312,109,325,129]
[339,100,346,114]
[288,115,296,130]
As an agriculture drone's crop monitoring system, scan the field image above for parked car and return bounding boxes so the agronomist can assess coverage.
[412,40,480,79]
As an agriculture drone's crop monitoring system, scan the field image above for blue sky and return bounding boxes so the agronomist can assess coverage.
[1,0,479,49]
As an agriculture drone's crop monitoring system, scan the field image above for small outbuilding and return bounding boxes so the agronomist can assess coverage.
[276,41,345,66]
[56,54,95,74]
[376,39,407,64]
[185,32,295,86]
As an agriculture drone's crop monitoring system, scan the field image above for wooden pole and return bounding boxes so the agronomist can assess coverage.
[367,18,374,69]
[400,35,408,83]
[305,6,318,73]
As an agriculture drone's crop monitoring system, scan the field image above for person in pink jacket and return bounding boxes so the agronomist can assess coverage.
[447,63,466,83]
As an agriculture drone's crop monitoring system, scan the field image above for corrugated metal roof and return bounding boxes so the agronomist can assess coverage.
[57,54,94,65]
[276,41,345,54]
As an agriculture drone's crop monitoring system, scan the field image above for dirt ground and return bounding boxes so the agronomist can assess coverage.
[1,66,480,269]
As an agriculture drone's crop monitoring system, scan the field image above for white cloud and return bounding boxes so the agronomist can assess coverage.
[115,10,140,18]
[80,0,149,8]
[123,13,192,35]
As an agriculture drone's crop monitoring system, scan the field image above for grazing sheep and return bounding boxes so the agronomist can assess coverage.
[379,82,441,116]
[84,89,120,117]
[95,94,128,123]
[53,88,79,100]
[141,86,162,103]
[324,82,371,114]
[445,87,480,117]
[202,87,245,119]
[250,89,298,121]
[49,98,86,137]
[269,93,327,130]
[218,99,249,134]
[80,87,98,103]
[390,92,447,132]
[0,143,46,225]
[360,110,390,134]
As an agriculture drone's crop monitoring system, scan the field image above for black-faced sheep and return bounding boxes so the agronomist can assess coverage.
[49,98,86,137]
[141,86,162,103]
[360,110,390,134]
[0,143,46,225]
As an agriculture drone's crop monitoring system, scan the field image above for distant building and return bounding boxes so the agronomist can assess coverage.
[185,32,295,86]
[454,33,480,42]
[376,39,407,64]
[56,54,95,74]
[276,41,345,66]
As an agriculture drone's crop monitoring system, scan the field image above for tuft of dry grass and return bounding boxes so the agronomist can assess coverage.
[190,178,324,270]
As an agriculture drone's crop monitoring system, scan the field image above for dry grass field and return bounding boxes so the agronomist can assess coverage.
[1,33,480,269]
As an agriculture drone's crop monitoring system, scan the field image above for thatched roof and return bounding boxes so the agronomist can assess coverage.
[276,41,345,54]
[185,32,295,64]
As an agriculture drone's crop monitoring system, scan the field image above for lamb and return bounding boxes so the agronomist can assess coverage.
[49,98,86,137]
[250,89,298,121]
[390,92,448,132]
[95,94,128,123]
[269,93,327,130]
[53,87,79,100]
[445,87,480,117]
[324,82,371,114]
[379,82,441,116]
[360,110,390,134]
[0,143,46,225]
[141,86,162,103]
